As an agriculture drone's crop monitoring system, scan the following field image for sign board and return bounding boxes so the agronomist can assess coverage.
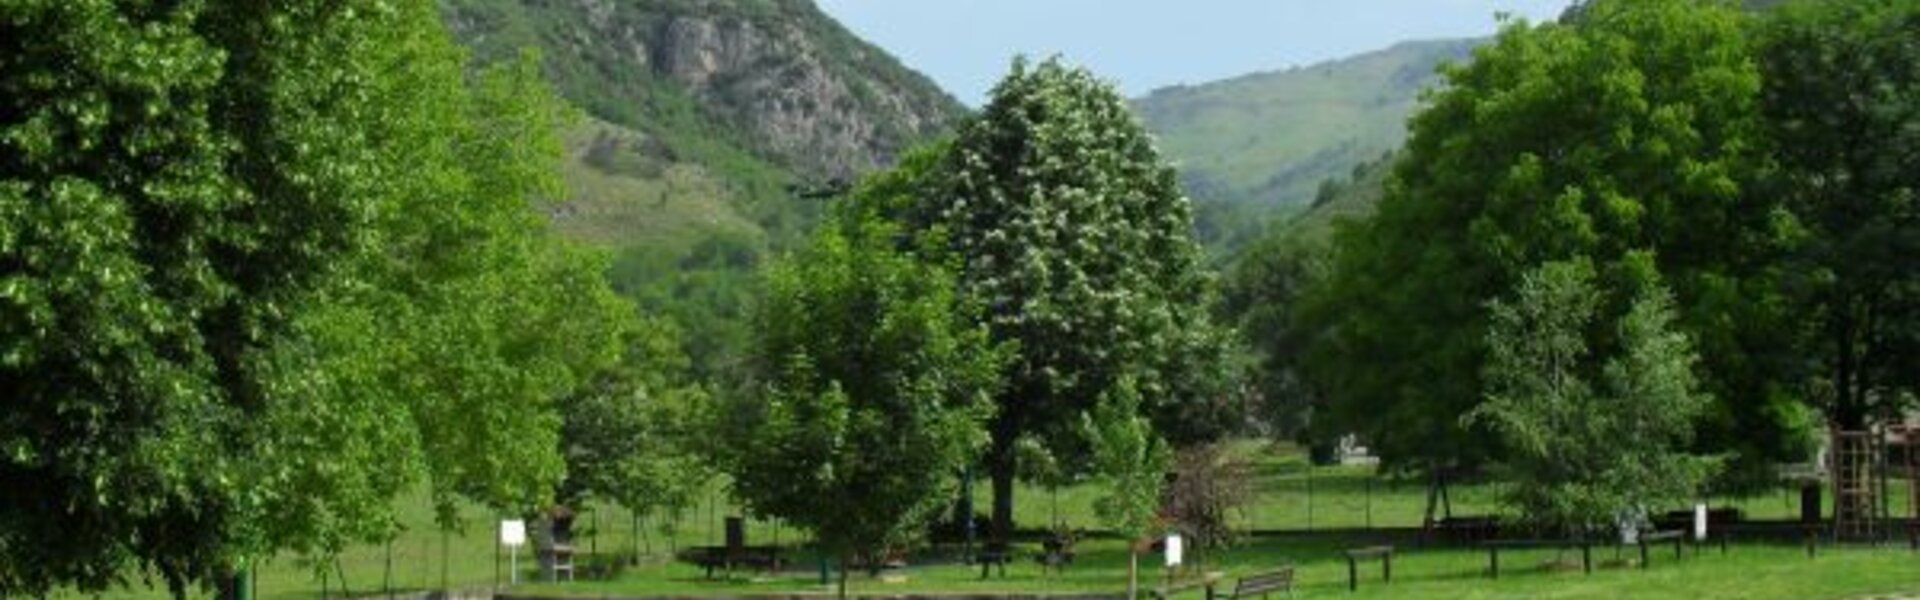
[501,519,527,547]
[1693,504,1708,541]
[1164,534,1184,567]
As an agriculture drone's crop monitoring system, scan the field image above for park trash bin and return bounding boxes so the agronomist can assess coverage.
[1800,484,1822,523]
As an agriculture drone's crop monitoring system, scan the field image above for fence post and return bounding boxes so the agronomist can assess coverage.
[1306,463,1315,531]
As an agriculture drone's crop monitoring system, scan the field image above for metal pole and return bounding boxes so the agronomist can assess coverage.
[383,538,394,600]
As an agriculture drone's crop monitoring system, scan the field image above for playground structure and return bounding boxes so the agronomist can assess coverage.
[1830,424,1920,542]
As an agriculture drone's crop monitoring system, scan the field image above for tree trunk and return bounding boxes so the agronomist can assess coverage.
[1126,549,1140,600]
[990,424,1018,545]
[837,553,851,600]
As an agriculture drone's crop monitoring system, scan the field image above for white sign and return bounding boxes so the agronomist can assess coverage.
[501,519,527,547]
[1164,534,1184,567]
[1693,504,1708,541]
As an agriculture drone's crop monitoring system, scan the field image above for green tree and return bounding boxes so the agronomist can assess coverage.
[1756,0,1920,532]
[1757,0,1920,433]
[1080,378,1172,600]
[0,2,624,595]
[1220,228,1332,442]
[558,315,712,548]
[1304,0,1804,490]
[925,58,1235,543]
[715,198,1005,599]
[1468,259,1718,535]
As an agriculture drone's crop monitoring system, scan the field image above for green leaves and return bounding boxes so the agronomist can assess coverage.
[716,201,1005,562]
[1080,377,1172,543]
[935,57,1236,467]
[1305,0,1801,479]
[0,1,627,593]
[1471,260,1718,534]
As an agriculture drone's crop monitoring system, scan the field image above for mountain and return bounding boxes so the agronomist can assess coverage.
[439,0,967,376]
[442,0,967,256]
[1132,38,1478,253]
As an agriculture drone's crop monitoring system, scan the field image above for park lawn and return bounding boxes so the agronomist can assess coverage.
[72,442,1914,599]
[516,536,1920,599]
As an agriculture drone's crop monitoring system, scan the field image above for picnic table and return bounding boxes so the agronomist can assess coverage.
[1436,515,1501,545]
[681,545,784,578]
[1342,545,1394,591]
[1636,530,1687,568]
[1482,539,1592,579]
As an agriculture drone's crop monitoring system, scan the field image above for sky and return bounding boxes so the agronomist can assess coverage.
[816,0,1578,105]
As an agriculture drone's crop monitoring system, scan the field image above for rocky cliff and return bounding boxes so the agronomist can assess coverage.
[445,0,964,180]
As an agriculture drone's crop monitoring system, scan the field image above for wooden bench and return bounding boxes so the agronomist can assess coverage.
[1148,571,1222,600]
[1482,539,1591,579]
[1342,545,1393,591]
[680,545,783,578]
[1218,567,1295,600]
[1436,515,1500,545]
[1637,530,1686,568]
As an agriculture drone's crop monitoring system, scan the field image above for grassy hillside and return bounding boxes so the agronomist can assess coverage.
[438,0,966,376]
[444,0,963,252]
[1135,38,1475,217]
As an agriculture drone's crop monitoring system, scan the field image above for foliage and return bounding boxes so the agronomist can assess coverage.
[1220,229,1332,442]
[921,57,1237,538]
[558,315,713,533]
[1756,0,1920,430]
[1303,0,1804,484]
[1163,443,1255,553]
[442,0,964,250]
[1467,259,1718,535]
[0,2,624,595]
[714,198,1005,597]
[1079,378,1172,600]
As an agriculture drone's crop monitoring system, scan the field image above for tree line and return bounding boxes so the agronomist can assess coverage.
[1228,0,1919,531]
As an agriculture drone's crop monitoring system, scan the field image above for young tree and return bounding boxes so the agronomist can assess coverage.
[557,316,712,549]
[1467,259,1718,535]
[1081,379,1173,600]
[715,200,1006,599]
[924,57,1235,544]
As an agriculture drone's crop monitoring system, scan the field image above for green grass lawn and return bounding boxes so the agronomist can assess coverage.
[515,536,1920,600]
[74,442,1917,599]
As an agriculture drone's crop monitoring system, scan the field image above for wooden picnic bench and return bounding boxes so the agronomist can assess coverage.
[1482,539,1592,579]
[1147,571,1222,600]
[1636,530,1687,568]
[681,545,784,578]
[1215,567,1295,600]
[1342,545,1393,591]
[1436,515,1501,545]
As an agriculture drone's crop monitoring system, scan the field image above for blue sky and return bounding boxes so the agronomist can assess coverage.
[816,0,1577,105]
